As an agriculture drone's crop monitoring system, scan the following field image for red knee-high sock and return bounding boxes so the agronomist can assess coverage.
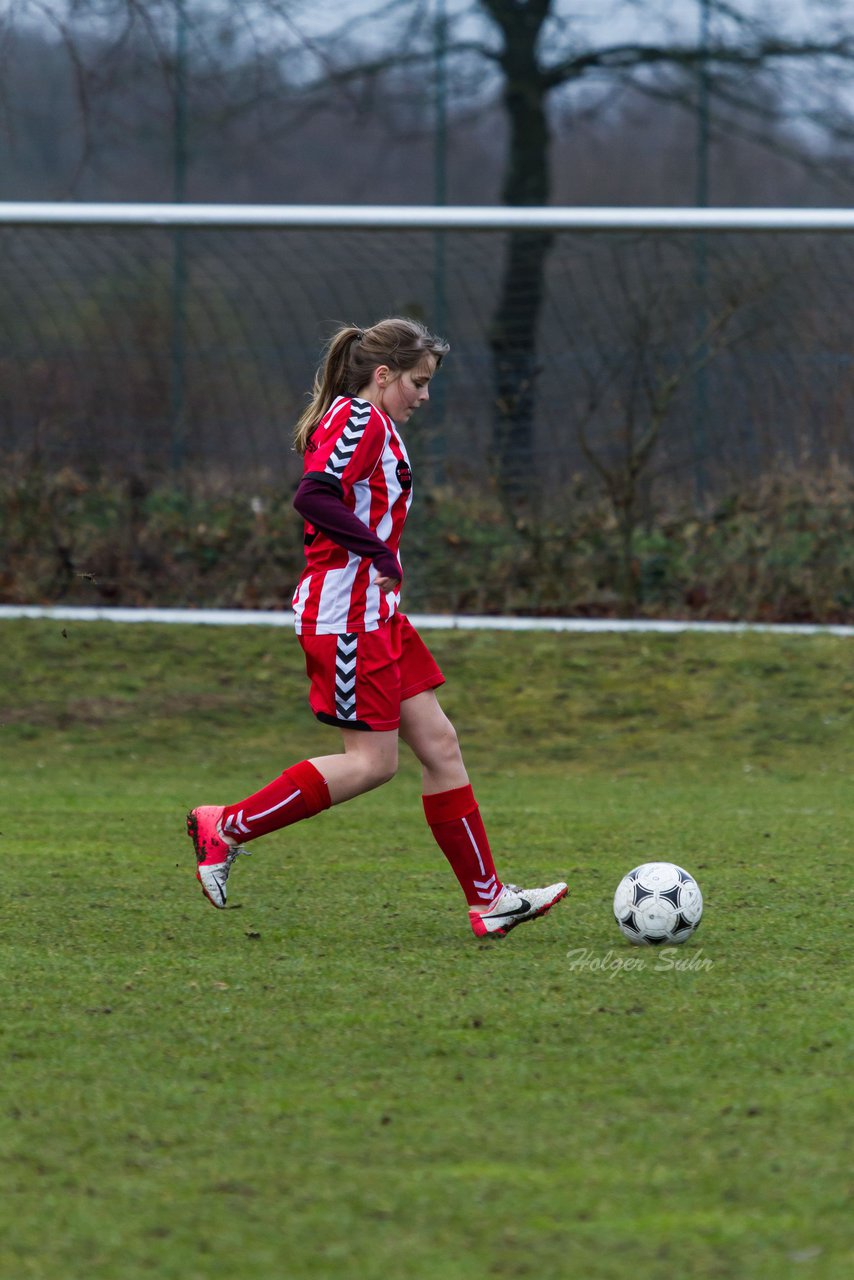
[220,760,331,843]
[422,784,503,908]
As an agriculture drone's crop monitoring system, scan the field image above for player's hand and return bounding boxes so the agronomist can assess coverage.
[373,574,401,593]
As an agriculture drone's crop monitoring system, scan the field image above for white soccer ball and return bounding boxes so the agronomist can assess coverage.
[613,862,703,946]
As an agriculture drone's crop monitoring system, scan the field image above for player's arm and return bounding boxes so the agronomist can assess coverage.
[293,474,402,586]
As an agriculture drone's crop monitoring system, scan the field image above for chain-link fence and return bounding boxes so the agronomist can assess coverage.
[2,208,852,505]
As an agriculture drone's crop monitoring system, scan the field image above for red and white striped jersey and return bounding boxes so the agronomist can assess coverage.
[292,396,413,635]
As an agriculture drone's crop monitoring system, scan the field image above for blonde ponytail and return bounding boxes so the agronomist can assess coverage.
[293,317,449,453]
[293,325,362,454]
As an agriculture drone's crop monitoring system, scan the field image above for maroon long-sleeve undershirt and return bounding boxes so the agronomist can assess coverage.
[293,474,403,582]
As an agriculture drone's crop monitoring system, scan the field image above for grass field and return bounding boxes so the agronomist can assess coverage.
[1,618,851,1280]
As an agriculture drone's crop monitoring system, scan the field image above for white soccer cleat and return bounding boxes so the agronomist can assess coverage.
[187,805,250,909]
[469,881,568,939]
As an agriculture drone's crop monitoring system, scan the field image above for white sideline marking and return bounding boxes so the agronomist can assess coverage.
[1,605,853,637]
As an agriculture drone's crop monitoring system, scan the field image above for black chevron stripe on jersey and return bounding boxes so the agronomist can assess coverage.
[334,633,358,721]
[326,400,372,479]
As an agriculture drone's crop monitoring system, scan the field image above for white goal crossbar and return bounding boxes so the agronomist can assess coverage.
[1,203,854,232]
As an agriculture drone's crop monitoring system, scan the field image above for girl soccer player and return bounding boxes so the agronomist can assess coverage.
[187,317,567,938]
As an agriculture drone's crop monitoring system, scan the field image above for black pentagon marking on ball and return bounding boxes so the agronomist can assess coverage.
[618,911,641,934]
[632,883,654,905]
[676,868,693,882]
[660,885,683,908]
[645,934,668,945]
[672,913,694,934]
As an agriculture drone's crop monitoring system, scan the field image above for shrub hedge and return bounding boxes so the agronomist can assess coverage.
[3,460,854,621]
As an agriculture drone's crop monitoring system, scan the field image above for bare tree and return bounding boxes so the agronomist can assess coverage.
[463,0,854,502]
[211,0,854,501]
[7,0,854,502]
[576,284,742,615]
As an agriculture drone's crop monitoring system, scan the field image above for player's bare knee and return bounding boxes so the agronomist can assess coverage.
[375,761,398,788]
[432,718,462,770]
[364,746,398,789]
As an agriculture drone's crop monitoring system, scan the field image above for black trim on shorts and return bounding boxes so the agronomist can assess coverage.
[315,710,374,732]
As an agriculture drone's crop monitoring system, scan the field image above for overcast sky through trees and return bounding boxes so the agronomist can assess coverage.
[3,0,854,207]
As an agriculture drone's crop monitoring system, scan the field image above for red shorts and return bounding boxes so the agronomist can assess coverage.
[298,613,445,732]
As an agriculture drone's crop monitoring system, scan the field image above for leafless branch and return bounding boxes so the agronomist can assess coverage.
[543,33,854,92]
